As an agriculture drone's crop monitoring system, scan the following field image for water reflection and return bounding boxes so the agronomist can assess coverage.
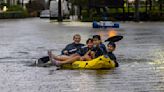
[67,70,114,92]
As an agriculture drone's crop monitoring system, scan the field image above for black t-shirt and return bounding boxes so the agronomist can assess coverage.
[61,43,84,55]
[76,47,91,56]
[91,43,107,58]
[107,52,119,67]
[91,47,104,58]
[99,43,107,54]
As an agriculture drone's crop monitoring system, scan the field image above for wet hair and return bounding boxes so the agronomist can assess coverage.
[107,42,116,48]
[86,38,93,44]
[73,34,81,39]
[93,35,101,40]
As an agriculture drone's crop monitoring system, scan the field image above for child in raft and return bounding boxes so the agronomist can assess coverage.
[91,35,107,58]
[106,42,119,67]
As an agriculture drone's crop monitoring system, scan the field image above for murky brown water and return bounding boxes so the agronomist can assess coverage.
[0,18,164,92]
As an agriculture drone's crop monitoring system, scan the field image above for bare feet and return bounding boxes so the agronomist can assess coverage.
[48,50,55,65]
[54,60,62,67]
[48,50,61,66]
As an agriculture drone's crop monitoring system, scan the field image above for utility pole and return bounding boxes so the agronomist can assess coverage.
[58,0,63,22]
[22,0,24,7]
[134,0,140,22]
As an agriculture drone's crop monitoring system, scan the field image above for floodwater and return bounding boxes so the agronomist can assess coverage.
[0,18,164,92]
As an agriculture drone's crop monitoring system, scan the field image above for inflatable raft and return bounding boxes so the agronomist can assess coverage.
[60,55,116,69]
[34,35,123,69]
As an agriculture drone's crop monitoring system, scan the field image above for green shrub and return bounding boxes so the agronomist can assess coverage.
[0,5,29,18]
[7,5,24,11]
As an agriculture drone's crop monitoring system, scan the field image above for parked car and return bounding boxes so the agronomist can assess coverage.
[40,10,50,18]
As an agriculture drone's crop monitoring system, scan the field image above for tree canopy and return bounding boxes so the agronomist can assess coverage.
[68,0,124,8]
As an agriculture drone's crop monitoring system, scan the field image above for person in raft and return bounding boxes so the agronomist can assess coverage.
[61,34,84,55]
[48,38,94,66]
[91,35,107,58]
[106,42,119,67]
[46,34,85,63]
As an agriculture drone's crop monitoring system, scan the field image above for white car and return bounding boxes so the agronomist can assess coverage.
[40,10,50,18]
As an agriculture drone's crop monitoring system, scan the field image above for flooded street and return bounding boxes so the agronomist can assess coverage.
[0,18,164,92]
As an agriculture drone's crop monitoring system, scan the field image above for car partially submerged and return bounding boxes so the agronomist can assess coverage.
[92,21,119,28]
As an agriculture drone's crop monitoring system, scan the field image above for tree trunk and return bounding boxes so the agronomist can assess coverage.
[135,0,140,22]
[128,2,130,15]
[149,0,152,11]
[78,5,82,20]
[145,0,148,14]
[159,0,163,16]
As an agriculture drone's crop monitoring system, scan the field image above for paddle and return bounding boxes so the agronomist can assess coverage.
[104,35,123,42]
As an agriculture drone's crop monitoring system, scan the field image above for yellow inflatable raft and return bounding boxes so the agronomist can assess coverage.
[61,55,116,69]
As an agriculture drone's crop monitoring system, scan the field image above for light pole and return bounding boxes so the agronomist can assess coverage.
[58,0,63,22]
